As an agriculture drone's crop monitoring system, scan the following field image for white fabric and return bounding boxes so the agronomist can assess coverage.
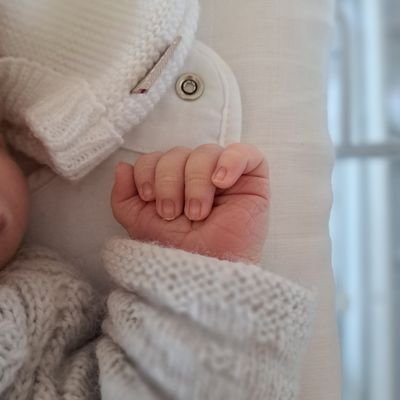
[123,40,242,153]
[197,1,341,399]
[0,247,101,400]
[0,0,199,179]
[16,1,340,398]
[0,241,315,400]
[100,239,315,400]
[26,40,242,292]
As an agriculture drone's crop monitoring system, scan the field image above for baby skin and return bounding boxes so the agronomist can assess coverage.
[0,137,30,267]
[0,142,269,268]
[0,141,314,400]
[112,144,269,263]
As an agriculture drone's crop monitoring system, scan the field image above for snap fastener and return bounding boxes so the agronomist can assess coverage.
[176,73,204,101]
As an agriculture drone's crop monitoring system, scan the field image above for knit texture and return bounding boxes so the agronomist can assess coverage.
[0,0,199,179]
[101,239,316,400]
[0,247,102,400]
[0,241,315,399]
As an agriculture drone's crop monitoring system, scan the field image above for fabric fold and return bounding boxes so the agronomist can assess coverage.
[101,238,316,400]
[0,0,199,179]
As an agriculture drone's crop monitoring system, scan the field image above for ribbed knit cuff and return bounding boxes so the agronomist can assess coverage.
[0,0,199,179]
[0,58,123,179]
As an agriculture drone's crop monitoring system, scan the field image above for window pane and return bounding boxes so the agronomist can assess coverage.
[329,1,399,399]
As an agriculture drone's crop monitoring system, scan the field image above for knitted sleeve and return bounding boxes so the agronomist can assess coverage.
[0,247,103,400]
[99,238,316,400]
[0,0,198,179]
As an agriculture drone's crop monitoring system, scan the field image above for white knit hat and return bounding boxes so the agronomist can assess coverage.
[0,0,199,179]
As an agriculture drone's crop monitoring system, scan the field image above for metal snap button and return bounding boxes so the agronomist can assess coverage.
[176,73,204,101]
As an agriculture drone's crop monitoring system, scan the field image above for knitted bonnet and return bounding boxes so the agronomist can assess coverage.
[0,0,199,179]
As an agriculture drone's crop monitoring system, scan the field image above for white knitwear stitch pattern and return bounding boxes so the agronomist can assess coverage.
[0,242,315,400]
[101,238,316,400]
[0,247,103,400]
[0,0,199,179]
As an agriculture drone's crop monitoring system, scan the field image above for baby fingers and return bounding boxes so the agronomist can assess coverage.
[131,143,267,222]
[211,143,267,189]
[184,144,223,221]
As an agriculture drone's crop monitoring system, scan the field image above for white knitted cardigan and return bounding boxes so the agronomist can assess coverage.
[0,239,315,400]
[0,0,199,179]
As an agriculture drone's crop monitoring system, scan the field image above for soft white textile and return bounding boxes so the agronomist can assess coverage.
[197,1,341,399]
[0,241,315,400]
[25,39,242,291]
[1,1,341,399]
[0,0,198,179]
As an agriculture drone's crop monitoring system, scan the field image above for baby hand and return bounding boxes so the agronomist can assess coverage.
[111,144,269,263]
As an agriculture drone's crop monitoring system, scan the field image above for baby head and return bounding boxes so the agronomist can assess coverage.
[0,136,30,269]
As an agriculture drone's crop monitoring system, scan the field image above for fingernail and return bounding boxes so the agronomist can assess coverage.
[141,183,153,201]
[213,167,227,182]
[161,199,176,220]
[188,199,202,220]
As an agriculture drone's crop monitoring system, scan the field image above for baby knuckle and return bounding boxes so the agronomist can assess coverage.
[226,142,244,152]
[157,174,181,186]
[225,147,244,160]
[195,143,222,154]
[136,152,162,168]
[135,162,156,175]
[168,146,192,155]
[147,151,164,158]
[185,172,211,186]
